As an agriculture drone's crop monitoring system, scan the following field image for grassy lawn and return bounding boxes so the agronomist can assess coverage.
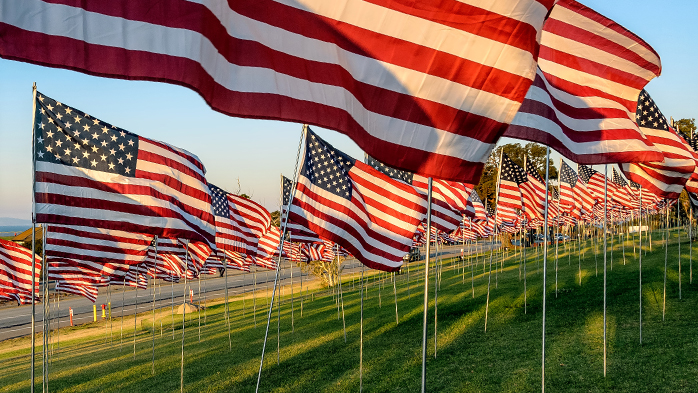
[1,228,697,392]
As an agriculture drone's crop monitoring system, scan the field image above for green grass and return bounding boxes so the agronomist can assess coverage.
[1,228,697,392]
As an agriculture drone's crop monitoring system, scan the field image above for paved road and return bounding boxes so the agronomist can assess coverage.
[0,240,500,342]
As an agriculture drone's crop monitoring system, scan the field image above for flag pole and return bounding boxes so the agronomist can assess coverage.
[181,240,189,393]
[30,82,38,393]
[434,239,439,358]
[42,224,48,393]
[224,254,231,350]
[256,125,307,393]
[677,194,682,300]
[360,263,365,393]
[639,186,643,344]
[486,149,505,332]
[541,146,551,393]
[151,236,158,375]
[420,177,433,393]
[134,263,139,360]
[603,165,608,377]
[471,219,475,299]
[338,246,347,341]
[555,159,561,298]
[663,199,669,321]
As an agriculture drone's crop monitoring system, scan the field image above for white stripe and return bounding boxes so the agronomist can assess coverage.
[4,0,500,161]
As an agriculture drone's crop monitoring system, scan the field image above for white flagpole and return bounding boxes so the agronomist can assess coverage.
[420,178,433,393]
[30,82,38,393]
[677,196,682,300]
[639,186,643,344]
[134,262,139,360]
[360,263,365,393]
[151,236,158,375]
[541,146,551,393]
[486,149,504,332]
[663,200,669,321]
[555,159,561,298]
[338,247,347,341]
[434,238,439,358]
[603,165,608,377]
[180,240,189,393]
[256,126,306,392]
[42,224,48,393]
[224,254,231,351]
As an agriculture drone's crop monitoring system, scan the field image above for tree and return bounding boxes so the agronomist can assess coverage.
[475,142,557,209]
[675,118,696,139]
[301,256,344,288]
[270,210,281,228]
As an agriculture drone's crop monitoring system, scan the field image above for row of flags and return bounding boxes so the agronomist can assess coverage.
[0,0,679,186]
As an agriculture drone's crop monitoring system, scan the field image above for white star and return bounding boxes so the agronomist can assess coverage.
[102,126,109,134]
[64,148,71,156]
[82,151,89,159]
[118,158,124,165]
[119,131,126,138]
[64,107,72,114]
[92,119,99,125]
[37,151,44,158]
[109,148,116,156]
[71,156,79,164]
[37,136,43,144]
[83,124,90,132]
[46,145,53,153]
[90,159,97,167]
[108,163,115,170]
[46,104,53,111]
[74,115,81,123]
[124,167,131,174]
[110,135,117,142]
[126,153,133,160]
[127,139,135,146]
[39,122,45,130]
[92,132,99,139]
[118,143,125,151]
[65,121,72,129]
[91,145,98,153]
[55,139,63,147]
[101,154,107,161]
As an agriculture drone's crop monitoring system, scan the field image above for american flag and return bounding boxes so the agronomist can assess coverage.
[366,155,467,233]
[611,168,635,209]
[54,279,100,303]
[578,164,606,201]
[520,159,546,220]
[498,154,526,210]
[622,90,697,199]
[559,161,581,218]
[465,190,487,221]
[288,128,426,272]
[282,175,324,244]
[255,226,281,270]
[33,92,216,245]
[45,225,153,279]
[289,243,308,263]
[503,0,663,165]
[1,0,555,183]
[220,193,272,257]
[0,239,41,305]
[208,183,246,253]
[48,258,108,302]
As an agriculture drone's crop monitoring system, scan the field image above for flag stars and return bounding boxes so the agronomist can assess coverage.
[37,136,43,144]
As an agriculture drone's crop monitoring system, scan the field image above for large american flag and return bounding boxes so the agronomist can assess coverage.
[622,90,697,199]
[0,239,41,305]
[33,92,216,245]
[503,0,663,164]
[366,155,470,233]
[288,128,426,272]
[1,0,555,183]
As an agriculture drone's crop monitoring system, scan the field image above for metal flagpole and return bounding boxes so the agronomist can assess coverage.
[420,178,433,393]
[198,274,201,341]
[180,241,189,393]
[225,254,231,350]
[471,219,475,299]
[151,237,158,375]
[603,165,608,377]
[486,149,505,332]
[290,261,294,332]
[541,146,551,393]
[338,249,347,342]
[639,186,643,344]
[555,160,561,298]
[360,263,365,393]
[691,204,694,284]
[663,199,669,321]
[677,197,681,300]
[134,262,139,359]
[256,126,306,392]
[42,225,48,393]
[171,272,175,339]
[253,270,257,327]
[30,82,38,393]
[434,239,439,358]
[121,280,125,349]
[392,271,398,326]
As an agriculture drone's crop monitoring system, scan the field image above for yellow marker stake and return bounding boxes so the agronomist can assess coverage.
[93,305,97,322]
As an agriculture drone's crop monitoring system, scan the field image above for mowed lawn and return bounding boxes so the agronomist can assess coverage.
[1,229,697,392]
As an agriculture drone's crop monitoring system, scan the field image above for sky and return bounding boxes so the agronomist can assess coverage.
[1,0,697,221]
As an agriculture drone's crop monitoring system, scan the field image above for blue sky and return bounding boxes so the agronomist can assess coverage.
[1,0,696,219]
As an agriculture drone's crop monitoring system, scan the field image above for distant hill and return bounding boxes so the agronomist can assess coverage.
[0,217,32,226]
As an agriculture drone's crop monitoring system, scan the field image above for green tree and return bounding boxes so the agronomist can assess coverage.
[675,118,696,141]
[270,210,281,228]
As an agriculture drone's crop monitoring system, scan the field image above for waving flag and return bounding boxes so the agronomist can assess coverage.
[1,0,556,183]
[520,159,546,220]
[366,155,470,232]
[578,164,606,201]
[208,183,246,253]
[282,175,324,243]
[289,128,426,272]
[559,161,581,218]
[622,90,697,199]
[33,92,216,245]
[498,154,526,210]
[611,168,635,208]
[0,239,41,304]
[503,0,663,164]
[465,190,487,220]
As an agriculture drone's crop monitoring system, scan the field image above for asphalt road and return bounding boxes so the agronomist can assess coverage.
[0,240,500,342]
